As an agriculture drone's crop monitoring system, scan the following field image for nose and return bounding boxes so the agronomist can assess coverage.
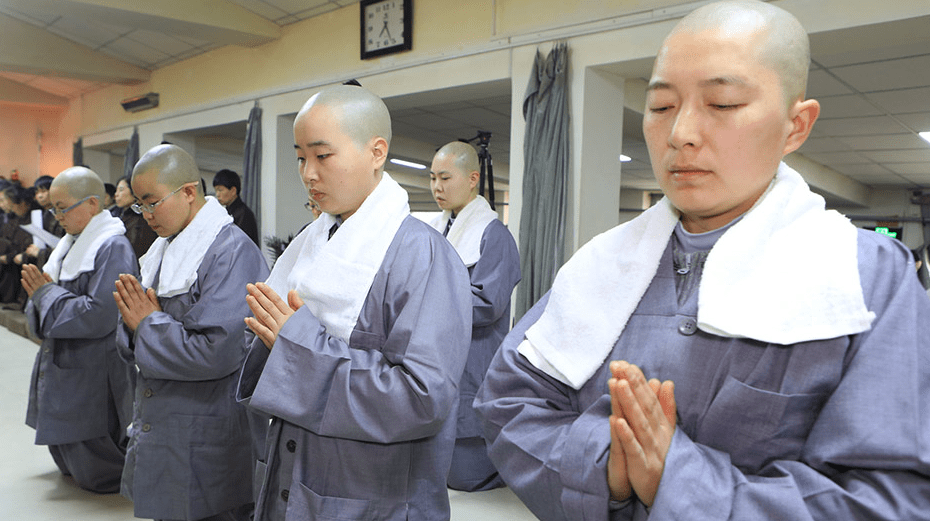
[667,103,702,150]
[300,162,318,186]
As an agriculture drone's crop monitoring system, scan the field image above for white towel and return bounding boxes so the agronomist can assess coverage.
[265,173,410,344]
[520,162,875,389]
[429,195,498,266]
[43,210,126,283]
[139,196,233,298]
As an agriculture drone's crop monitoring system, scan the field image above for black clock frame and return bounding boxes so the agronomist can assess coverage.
[359,0,413,60]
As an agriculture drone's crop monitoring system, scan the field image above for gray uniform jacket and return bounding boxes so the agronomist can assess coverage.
[26,235,137,445]
[116,224,270,520]
[238,216,473,521]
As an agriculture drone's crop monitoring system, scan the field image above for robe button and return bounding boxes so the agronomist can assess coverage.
[678,318,697,336]
[38,371,45,378]
[286,439,296,453]
[281,489,289,502]
[43,347,50,353]
[143,388,154,398]
[142,423,151,432]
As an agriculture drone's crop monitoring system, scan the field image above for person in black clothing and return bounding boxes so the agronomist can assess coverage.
[212,169,259,245]
[115,175,157,260]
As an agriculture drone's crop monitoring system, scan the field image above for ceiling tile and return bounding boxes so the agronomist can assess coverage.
[830,54,930,93]
[896,113,930,132]
[837,134,930,151]
[127,30,197,57]
[798,136,850,153]
[813,116,913,137]
[265,0,333,15]
[900,173,930,185]
[102,37,171,69]
[807,69,853,97]
[292,4,340,22]
[801,151,871,165]
[861,150,930,163]
[816,94,885,119]
[815,41,930,68]
[867,87,930,115]
[830,163,894,176]
[226,0,289,21]
[0,6,60,26]
[885,162,930,175]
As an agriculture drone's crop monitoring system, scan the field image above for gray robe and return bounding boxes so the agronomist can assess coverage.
[116,224,269,520]
[448,219,520,491]
[475,230,930,521]
[26,235,136,446]
[238,216,472,521]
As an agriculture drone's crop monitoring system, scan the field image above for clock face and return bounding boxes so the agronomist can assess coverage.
[361,0,411,59]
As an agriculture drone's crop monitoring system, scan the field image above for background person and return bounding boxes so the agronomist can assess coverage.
[428,141,520,491]
[212,168,259,246]
[23,166,136,494]
[114,144,269,521]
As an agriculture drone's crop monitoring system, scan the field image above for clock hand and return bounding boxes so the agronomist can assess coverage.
[380,20,391,38]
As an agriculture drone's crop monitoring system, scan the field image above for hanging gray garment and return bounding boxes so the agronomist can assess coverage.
[516,42,569,320]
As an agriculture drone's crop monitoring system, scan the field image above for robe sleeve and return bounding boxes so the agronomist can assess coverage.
[470,220,521,328]
[246,230,473,445]
[639,235,930,521]
[129,234,269,382]
[27,238,136,341]
[475,291,623,521]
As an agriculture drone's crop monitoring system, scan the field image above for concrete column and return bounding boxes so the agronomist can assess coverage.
[568,66,626,254]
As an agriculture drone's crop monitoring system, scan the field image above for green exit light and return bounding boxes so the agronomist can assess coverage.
[875,227,898,238]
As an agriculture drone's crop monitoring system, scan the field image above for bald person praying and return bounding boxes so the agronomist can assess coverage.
[24,166,136,493]
[237,85,472,521]
[114,144,269,521]
[475,1,930,519]
[428,141,520,491]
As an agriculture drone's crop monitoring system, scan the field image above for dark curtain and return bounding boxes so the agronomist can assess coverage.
[72,137,83,166]
[515,43,570,320]
[243,102,262,233]
[122,127,140,180]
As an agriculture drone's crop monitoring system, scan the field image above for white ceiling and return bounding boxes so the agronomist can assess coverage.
[2,1,930,204]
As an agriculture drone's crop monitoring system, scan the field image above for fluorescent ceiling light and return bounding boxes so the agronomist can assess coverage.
[920,131,930,145]
[619,154,632,162]
[390,158,426,169]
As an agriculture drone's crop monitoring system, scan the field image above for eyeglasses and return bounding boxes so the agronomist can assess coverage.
[131,183,194,214]
[49,196,94,218]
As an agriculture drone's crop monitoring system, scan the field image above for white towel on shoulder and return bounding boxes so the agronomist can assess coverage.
[44,210,126,283]
[265,173,410,344]
[520,162,875,389]
[139,196,233,298]
[429,195,498,266]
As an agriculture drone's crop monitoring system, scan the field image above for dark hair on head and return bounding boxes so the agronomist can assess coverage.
[34,175,55,191]
[118,174,135,196]
[1,183,29,205]
[212,169,241,192]
[104,182,116,197]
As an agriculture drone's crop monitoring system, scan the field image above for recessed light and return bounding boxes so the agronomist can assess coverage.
[619,154,632,162]
[389,158,427,169]
[920,131,930,145]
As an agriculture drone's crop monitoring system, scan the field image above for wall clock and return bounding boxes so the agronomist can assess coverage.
[360,0,412,60]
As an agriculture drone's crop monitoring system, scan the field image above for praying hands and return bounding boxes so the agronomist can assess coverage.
[607,360,677,507]
[244,282,304,349]
[113,273,161,332]
[20,264,52,298]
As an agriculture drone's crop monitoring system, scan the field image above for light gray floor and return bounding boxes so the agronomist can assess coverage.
[0,324,538,520]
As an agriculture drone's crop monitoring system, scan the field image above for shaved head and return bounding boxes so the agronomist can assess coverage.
[667,0,810,104]
[52,166,105,211]
[434,141,480,177]
[132,144,203,195]
[296,85,392,149]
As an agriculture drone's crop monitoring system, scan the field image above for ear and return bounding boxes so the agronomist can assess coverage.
[468,170,480,191]
[782,98,820,156]
[370,137,389,171]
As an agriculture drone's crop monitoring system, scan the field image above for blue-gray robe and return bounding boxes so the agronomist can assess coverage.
[237,216,472,521]
[116,224,269,520]
[475,230,930,520]
[26,235,136,447]
[448,219,520,491]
